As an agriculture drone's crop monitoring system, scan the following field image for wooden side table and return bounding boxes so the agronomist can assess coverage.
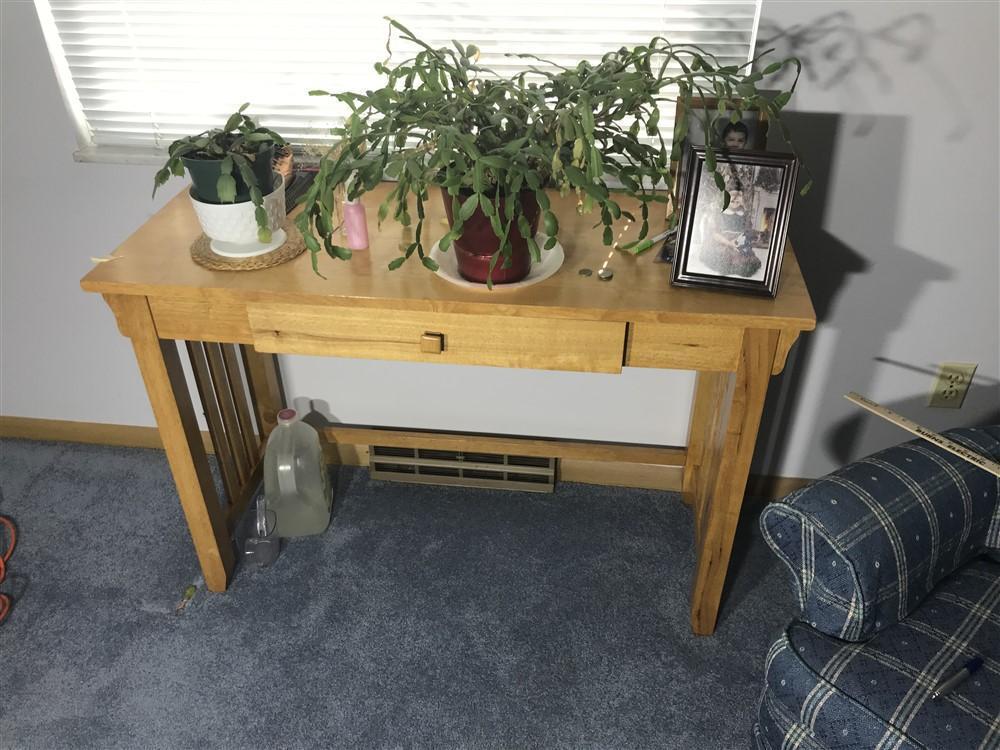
[82,183,815,635]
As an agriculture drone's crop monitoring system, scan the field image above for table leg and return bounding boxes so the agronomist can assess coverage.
[684,328,778,635]
[110,295,234,591]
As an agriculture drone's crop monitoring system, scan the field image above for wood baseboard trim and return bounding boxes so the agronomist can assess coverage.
[0,416,810,500]
[560,459,683,492]
[0,416,215,453]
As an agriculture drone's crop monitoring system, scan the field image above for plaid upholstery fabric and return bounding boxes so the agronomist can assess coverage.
[755,685,836,750]
[761,427,1000,641]
[753,557,1000,750]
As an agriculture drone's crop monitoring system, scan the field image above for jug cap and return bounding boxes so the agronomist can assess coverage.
[277,408,297,424]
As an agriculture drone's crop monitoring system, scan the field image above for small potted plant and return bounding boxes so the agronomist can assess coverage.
[299,19,804,286]
[154,103,288,253]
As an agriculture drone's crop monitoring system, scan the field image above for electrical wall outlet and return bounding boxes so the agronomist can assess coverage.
[928,362,977,408]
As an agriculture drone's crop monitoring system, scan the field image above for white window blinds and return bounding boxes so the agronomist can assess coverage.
[36,0,762,163]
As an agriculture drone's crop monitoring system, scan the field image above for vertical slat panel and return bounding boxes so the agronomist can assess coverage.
[205,343,251,483]
[186,342,241,505]
[222,344,261,461]
[241,346,285,442]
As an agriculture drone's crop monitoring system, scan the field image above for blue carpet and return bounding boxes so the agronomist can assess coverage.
[0,438,794,749]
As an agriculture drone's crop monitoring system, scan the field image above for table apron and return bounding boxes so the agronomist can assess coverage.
[147,297,778,374]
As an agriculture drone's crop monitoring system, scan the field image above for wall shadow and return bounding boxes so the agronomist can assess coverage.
[752,110,952,483]
[296,397,337,431]
[750,9,979,479]
[757,11,970,141]
[730,9,988,617]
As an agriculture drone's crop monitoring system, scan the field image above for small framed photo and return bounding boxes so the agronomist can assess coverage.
[669,97,770,229]
[671,146,798,297]
[675,97,769,152]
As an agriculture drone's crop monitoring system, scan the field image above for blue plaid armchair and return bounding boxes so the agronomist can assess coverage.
[754,426,1000,750]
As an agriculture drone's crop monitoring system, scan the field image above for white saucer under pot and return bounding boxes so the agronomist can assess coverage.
[190,173,286,258]
[429,234,565,291]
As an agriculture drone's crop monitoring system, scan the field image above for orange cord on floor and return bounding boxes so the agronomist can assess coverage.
[0,515,16,624]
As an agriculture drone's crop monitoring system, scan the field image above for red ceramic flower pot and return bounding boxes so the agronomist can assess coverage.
[440,187,540,284]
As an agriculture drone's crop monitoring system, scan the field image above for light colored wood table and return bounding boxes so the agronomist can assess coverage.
[81,182,815,635]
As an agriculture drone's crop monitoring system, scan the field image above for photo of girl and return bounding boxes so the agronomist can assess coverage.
[720,121,749,150]
[680,106,768,151]
[685,162,784,282]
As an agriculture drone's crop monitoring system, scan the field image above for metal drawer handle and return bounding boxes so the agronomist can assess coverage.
[420,332,445,354]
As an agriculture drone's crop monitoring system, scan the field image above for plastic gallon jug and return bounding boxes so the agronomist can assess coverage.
[263,408,331,537]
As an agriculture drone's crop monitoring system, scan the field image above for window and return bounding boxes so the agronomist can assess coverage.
[36,0,762,163]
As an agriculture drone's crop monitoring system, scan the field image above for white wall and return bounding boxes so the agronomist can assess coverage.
[753,1,999,476]
[1,2,173,429]
[2,1,997,478]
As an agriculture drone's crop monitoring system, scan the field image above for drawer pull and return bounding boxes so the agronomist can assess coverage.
[420,332,445,354]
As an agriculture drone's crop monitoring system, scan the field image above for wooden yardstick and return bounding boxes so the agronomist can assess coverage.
[845,392,1000,478]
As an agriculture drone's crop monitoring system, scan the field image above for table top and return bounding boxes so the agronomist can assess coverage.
[81,182,815,331]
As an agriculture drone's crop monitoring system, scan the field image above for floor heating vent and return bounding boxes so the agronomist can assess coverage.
[369,446,556,493]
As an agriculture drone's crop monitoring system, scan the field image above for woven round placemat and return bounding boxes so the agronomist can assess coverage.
[190,217,305,271]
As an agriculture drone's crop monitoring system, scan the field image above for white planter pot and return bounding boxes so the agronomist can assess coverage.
[190,173,286,257]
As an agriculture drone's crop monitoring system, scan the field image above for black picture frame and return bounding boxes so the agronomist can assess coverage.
[671,146,798,298]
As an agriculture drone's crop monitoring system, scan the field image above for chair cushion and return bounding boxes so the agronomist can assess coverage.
[761,426,1000,641]
[757,557,1000,750]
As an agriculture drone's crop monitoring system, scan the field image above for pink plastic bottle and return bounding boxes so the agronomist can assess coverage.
[342,200,369,250]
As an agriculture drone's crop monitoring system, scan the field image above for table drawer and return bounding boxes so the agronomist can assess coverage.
[247,303,626,373]
[626,323,743,371]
